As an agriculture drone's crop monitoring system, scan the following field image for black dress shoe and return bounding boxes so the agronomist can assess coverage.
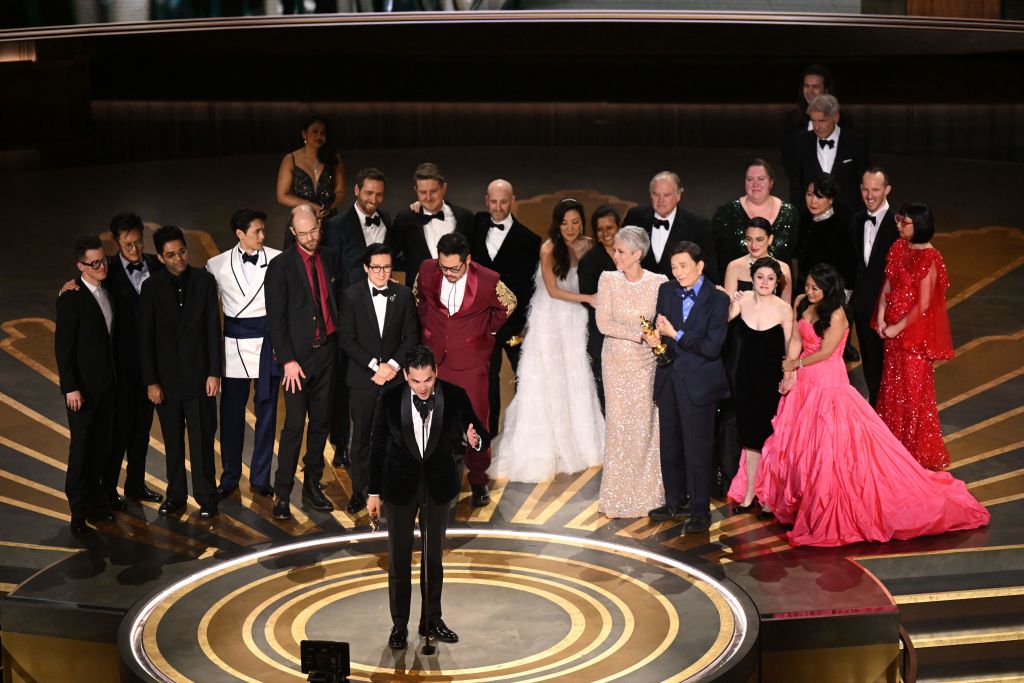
[756,509,776,521]
[731,497,760,515]
[216,483,238,498]
[254,485,275,498]
[199,503,218,519]
[106,493,128,511]
[346,492,366,514]
[301,483,333,511]
[419,619,458,643]
[470,484,490,507]
[272,499,292,520]
[158,500,186,516]
[683,514,712,535]
[126,485,163,503]
[87,508,115,523]
[843,342,861,362]
[388,625,408,650]
[69,516,91,535]
[332,447,350,468]
[648,503,688,521]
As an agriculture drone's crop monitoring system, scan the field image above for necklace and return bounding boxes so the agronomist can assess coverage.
[812,206,834,222]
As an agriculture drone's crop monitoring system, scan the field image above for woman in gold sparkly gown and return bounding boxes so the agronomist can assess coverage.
[595,226,668,518]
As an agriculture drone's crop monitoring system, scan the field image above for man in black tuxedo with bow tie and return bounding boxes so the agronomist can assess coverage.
[366,345,489,650]
[56,235,119,534]
[338,244,419,514]
[794,94,870,215]
[391,162,474,282]
[623,171,719,284]
[471,179,541,434]
[850,167,898,405]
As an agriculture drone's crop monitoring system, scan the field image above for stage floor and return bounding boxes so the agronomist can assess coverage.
[1,147,1022,681]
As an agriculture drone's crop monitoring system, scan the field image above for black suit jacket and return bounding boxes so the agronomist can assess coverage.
[470,213,540,339]
[623,204,720,285]
[849,207,899,321]
[106,253,164,384]
[795,127,870,215]
[55,276,116,398]
[265,245,340,367]
[368,380,490,505]
[140,266,222,399]
[337,280,419,390]
[391,202,474,280]
[321,205,394,293]
[653,278,730,406]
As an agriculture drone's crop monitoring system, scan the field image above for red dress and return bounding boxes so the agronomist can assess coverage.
[874,240,955,470]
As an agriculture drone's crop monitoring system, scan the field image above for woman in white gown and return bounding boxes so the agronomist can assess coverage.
[490,198,606,483]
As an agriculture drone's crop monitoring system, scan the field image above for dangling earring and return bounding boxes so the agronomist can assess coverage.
[303,138,307,144]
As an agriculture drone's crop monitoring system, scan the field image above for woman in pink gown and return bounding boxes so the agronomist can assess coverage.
[731,263,988,547]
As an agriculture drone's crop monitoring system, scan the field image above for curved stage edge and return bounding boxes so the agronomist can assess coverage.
[118,529,760,682]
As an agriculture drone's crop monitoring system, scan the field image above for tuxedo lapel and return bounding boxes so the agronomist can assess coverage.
[682,280,711,334]
[360,284,384,342]
[292,248,315,301]
[867,214,894,270]
[399,386,420,460]
[423,384,445,459]
[76,276,110,336]
[455,265,479,317]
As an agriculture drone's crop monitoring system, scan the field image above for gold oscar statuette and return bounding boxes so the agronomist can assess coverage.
[641,315,673,368]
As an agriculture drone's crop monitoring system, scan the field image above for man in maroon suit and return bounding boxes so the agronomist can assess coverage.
[415,231,516,506]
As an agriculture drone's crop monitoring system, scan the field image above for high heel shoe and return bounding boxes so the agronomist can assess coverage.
[756,508,775,521]
[731,497,760,514]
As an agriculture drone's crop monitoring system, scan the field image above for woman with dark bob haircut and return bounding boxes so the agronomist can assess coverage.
[873,202,953,470]
[729,262,988,547]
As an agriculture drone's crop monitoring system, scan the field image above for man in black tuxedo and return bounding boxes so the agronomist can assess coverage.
[623,171,719,284]
[321,167,392,467]
[56,235,118,534]
[366,345,489,651]
[850,167,898,406]
[390,162,474,282]
[470,179,541,434]
[141,225,221,518]
[646,242,730,535]
[794,94,870,215]
[266,205,339,519]
[337,244,418,514]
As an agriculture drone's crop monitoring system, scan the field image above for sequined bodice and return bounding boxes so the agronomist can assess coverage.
[291,155,336,210]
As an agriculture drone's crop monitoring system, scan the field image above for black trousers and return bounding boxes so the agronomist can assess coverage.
[586,322,605,414]
[66,386,116,516]
[275,339,336,498]
[106,378,155,495]
[384,483,451,628]
[656,375,716,517]
[220,377,279,488]
[853,308,885,406]
[156,395,218,506]
[329,350,351,450]
[347,385,380,497]
[487,335,522,434]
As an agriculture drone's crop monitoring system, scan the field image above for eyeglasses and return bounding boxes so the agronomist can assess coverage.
[294,226,321,240]
[162,247,188,259]
[79,259,108,270]
[120,240,144,251]
[894,215,911,225]
[368,264,394,274]
[438,261,465,275]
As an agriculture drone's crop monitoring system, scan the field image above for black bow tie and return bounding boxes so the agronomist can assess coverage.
[818,138,835,149]
[365,214,381,227]
[653,218,670,231]
[490,221,507,231]
[126,262,144,273]
[372,287,389,297]
[413,394,434,419]
[866,215,877,225]
[241,251,259,265]
[678,286,695,301]
[420,210,445,225]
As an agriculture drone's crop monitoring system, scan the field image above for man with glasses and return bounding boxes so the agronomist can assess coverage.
[337,243,418,514]
[56,235,118,534]
[140,225,222,518]
[265,205,339,519]
[414,232,515,507]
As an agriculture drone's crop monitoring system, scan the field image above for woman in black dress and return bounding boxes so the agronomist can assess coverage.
[796,174,855,293]
[578,204,620,412]
[727,257,793,514]
[276,114,346,221]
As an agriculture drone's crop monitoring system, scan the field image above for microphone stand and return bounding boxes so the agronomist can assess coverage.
[420,412,436,657]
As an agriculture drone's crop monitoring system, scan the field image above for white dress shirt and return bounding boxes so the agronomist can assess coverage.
[366,281,402,374]
[651,207,676,263]
[863,200,889,266]
[439,271,467,316]
[120,253,150,293]
[424,203,455,259]
[485,215,513,260]
[82,278,113,333]
[239,247,258,285]
[411,390,432,456]
[355,202,387,246]
[816,125,841,173]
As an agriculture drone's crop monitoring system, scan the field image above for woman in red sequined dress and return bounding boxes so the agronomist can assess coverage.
[874,203,955,471]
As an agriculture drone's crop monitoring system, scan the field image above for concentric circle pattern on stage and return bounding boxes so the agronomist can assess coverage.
[122,530,755,682]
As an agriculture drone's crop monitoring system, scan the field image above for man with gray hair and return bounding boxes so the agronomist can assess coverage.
[794,94,870,214]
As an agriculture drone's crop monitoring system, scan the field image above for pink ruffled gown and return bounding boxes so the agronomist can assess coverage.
[728,319,989,547]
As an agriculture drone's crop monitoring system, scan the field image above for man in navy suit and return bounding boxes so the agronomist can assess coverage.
[646,241,730,534]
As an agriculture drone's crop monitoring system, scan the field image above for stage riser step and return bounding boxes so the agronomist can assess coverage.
[914,640,1024,682]
[900,593,1024,629]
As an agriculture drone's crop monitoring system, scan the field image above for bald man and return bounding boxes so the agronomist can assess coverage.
[471,179,541,437]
